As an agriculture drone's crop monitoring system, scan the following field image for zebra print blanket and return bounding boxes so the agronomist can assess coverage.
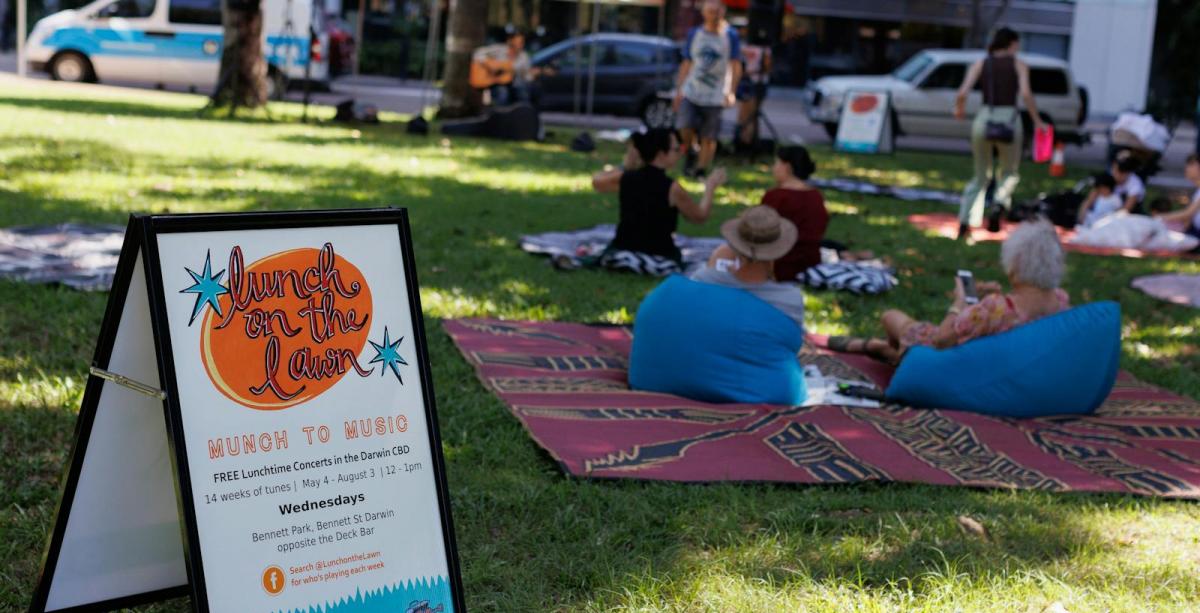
[521,225,896,293]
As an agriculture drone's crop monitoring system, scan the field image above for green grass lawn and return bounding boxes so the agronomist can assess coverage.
[3,77,1200,612]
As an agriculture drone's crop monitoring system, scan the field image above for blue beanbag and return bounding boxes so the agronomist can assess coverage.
[885,301,1121,417]
[629,275,806,405]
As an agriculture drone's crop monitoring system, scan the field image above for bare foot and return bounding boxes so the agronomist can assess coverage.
[864,338,901,365]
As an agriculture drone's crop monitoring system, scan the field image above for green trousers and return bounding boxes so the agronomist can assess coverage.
[959,106,1022,226]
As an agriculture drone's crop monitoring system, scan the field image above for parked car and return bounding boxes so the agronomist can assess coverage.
[531,33,679,125]
[25,0,331,98]
[804,49,1089,146]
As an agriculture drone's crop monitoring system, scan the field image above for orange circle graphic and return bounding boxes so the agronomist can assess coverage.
[262,565,286,596]
[850,94,879,114]
[200,247,373,410]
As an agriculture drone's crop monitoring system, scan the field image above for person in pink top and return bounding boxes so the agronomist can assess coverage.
[832,220,1070,364]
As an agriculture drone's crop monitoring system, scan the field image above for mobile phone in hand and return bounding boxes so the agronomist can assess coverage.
[957,269,979,305]
[837,383,887,402]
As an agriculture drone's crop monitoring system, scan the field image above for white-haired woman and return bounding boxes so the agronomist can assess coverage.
[832,220,1070,364]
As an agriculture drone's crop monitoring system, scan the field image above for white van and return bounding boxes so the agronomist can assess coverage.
[26,0,329,97]
[805,49,1089,146]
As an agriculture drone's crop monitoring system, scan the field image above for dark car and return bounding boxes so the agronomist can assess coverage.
[532,33,679,125]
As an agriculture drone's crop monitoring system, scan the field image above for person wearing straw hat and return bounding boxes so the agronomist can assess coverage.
[691,206,806,329]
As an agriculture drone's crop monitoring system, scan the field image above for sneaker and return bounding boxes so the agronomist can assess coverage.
[957,223,971,241]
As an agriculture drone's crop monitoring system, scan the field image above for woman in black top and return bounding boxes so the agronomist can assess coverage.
[591,128,726,275]
[953,28,1045,239]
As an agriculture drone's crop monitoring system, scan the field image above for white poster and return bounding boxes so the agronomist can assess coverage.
[153,223,455,613]
[835,91,893,154]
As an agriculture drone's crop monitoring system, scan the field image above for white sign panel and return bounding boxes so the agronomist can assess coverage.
[834,91,893,154]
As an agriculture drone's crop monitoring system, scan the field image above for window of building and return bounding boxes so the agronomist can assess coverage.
[169,0,221,25]
[1022,33,1070,61]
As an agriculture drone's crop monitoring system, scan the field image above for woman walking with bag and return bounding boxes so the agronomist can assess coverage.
[954,28,1045,239]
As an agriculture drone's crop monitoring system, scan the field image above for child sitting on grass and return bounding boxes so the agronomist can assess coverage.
[1078,172,1122,228]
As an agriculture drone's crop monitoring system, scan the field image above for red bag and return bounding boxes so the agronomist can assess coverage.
[1033,124,1055,163]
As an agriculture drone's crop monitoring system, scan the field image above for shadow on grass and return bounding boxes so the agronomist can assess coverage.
[0,95,282,125]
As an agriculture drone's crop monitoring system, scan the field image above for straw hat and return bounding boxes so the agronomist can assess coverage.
[720,206,798,262]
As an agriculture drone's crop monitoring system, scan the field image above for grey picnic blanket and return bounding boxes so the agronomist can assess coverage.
[518,224,724,274]
[1131,273,1200,308]
[809,177,959,206]
[0,224,124,291]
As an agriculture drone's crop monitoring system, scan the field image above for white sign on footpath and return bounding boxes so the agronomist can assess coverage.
[834,91,894,154]
[30,209,464,613]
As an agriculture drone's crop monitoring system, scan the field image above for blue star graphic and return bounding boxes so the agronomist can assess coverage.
[368,326,408,383]
[180,250,229,326]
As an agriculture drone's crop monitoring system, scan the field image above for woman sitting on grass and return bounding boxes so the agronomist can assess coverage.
[591,128,726,275]
[760,145,830,279]
[706,145,830,279]
[1155,154,1200,252]
[832,220,1070,364]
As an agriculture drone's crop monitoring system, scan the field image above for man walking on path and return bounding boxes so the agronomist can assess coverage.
[673,0,742,178]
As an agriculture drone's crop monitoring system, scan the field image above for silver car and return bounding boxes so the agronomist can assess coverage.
[805,49,1088,146]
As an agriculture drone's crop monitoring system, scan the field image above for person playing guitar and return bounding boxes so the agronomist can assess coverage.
[471,28,550,107]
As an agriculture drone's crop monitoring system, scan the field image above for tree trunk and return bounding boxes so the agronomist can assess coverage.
[212,0,268,109]
[438,0,488,118]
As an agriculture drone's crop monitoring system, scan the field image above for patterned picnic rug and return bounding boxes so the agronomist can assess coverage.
[444,318,1200,498]
[518,223,723,274]
[0,224,124,291]
[908,212,1200,260]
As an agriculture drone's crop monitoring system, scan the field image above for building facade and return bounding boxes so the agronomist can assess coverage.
[779,0,1157,117]
[342,0,1161,118]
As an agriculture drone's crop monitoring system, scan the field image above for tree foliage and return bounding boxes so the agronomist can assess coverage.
[1148,0,1200,123]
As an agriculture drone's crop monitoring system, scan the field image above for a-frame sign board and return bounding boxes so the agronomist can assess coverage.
[29,209,465,613]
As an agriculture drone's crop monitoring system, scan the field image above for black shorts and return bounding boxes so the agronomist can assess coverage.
[676,98,722,140]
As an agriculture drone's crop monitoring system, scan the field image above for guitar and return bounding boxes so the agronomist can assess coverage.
[469,58,515,89]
